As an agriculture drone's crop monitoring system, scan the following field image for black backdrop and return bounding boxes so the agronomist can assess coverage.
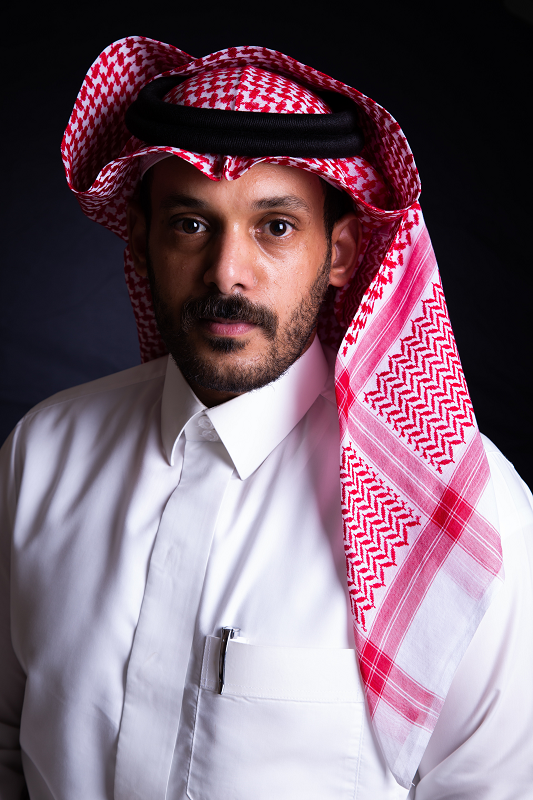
[1,0,532,487]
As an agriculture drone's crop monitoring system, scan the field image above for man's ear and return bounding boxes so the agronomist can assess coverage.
[328,214,362,288]
[127,200,148,278]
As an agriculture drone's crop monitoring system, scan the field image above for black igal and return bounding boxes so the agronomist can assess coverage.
[125,75,365,158]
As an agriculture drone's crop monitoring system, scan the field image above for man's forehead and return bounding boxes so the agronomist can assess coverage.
[150,156,324,209]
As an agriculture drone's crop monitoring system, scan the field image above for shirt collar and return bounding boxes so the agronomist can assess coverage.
[161,336,331,480]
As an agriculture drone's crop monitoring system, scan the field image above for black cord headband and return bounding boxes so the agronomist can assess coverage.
[125,76,364,158]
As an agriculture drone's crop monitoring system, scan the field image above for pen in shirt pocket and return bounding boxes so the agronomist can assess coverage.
[218,626,240,694]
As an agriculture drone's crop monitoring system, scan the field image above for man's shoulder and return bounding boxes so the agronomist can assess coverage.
[24,356,169,418]
[4,357,170,458]
[0,357,172,505]
[481,433,533,543]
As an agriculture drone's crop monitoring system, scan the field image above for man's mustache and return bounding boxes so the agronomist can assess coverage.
[180,294,278,340]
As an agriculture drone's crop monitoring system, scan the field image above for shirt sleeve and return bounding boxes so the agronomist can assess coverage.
[414,436,533,799]
[0,427,29,798]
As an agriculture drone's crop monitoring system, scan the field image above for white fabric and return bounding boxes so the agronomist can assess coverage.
[0,339,532,799]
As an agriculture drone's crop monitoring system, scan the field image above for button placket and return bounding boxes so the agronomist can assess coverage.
[114,437,234,800]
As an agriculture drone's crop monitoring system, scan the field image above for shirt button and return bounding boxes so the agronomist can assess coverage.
[197,415,214,431]
[201,429,219,441]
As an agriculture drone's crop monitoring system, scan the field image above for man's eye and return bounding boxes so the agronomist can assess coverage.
[176,218,206,234]
[268,220,292,237]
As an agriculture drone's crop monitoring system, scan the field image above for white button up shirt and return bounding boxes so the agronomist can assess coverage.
[1,338,532,800]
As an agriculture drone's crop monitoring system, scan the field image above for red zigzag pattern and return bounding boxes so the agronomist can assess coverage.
[341,445,419,630]
[364,282,475,473]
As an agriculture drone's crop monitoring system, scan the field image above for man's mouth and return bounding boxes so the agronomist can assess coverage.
[201,316,258,337]
[180,295,278,341]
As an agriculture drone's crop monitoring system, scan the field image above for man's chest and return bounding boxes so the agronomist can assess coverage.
[12,397,406,799]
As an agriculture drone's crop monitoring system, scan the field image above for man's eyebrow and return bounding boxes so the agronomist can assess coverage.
[160,194,209,211]
[252,195,311,213]
[159,193,312,213]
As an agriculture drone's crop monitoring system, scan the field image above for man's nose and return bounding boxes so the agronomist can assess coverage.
[202,227,257,295]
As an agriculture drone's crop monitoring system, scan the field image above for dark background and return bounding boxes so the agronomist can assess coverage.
[1,0,532,487]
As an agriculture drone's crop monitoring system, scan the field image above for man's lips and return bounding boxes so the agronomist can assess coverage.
[201,317,258,337]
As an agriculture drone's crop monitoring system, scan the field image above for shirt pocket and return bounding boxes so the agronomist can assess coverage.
[186,636,365,800]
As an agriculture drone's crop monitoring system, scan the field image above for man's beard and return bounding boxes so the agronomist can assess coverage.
[147,247,331,394]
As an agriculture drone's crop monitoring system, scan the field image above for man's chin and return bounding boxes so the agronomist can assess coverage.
[170,343,290,395]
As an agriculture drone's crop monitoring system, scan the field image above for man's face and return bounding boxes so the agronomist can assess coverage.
[128,158,358,405]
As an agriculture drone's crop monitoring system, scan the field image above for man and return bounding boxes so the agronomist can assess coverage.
[1,37,532,800]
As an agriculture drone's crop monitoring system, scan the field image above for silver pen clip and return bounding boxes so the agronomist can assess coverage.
[218,626,240,694]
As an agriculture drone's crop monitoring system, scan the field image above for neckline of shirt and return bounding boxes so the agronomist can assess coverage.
[160,336,331,480]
